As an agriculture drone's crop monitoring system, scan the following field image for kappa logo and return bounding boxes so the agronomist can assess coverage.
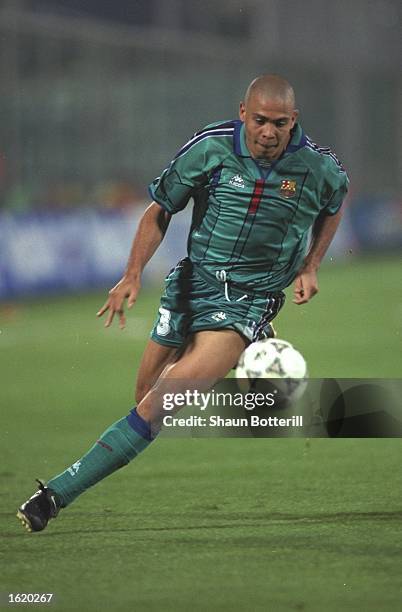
[212,311,227,322]
[68,461,82,477]
[229,174,245,189]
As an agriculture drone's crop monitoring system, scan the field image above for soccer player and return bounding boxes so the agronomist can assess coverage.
[17,74,349,531]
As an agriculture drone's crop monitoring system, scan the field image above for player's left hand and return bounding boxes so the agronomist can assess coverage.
[293,268,318,304]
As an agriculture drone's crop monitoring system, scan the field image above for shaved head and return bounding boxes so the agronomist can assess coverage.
[239,74,299,160]
[244,74,296,109]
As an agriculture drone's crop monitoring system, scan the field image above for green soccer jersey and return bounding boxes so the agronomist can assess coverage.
[149,120,349,292]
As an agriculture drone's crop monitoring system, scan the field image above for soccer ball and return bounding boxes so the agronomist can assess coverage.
[236,338,308,405]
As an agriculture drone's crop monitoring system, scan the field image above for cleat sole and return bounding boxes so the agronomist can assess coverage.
[16,509,33,532]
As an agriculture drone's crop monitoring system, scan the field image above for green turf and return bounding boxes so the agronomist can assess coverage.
[1,255,402,611]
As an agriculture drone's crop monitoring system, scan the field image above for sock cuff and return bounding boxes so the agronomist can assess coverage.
[127,407,153,441]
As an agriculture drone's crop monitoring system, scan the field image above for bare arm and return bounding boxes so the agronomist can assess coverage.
[97,202,171,328]
[293,207,343,304]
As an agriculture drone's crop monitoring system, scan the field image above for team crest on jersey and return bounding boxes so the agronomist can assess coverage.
[229,174,245,189]
[280,180,297,198]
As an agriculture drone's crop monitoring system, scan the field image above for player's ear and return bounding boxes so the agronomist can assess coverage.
[292,109,299,124]
[239,102,246,121]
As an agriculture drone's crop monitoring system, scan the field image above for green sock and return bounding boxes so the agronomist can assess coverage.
[47,416,151,507]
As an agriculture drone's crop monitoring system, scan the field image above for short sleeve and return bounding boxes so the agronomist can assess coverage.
[148,137,208,215]
[323,167,350,216]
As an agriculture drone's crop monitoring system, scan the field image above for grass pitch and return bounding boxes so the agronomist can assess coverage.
[1,255,402,611]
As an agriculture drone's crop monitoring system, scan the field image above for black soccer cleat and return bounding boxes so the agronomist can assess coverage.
[17,479,61,533]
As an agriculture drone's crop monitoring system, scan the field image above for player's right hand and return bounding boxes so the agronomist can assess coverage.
[96,275,141,329]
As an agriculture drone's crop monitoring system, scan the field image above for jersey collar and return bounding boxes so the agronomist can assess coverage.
[233,120,307,159]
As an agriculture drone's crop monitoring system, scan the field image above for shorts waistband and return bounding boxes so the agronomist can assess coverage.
[192,261,283,301]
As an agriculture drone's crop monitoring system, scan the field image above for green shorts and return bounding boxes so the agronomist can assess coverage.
[150,258,285,348]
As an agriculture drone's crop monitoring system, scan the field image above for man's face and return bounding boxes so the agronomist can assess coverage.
[239,94,298,161]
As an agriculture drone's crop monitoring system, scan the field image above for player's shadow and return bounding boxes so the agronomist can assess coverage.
[7,509,402,537]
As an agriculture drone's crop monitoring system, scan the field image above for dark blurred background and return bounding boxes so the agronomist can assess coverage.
[0,0,401,296]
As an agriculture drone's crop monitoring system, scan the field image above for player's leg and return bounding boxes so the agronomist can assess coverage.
[17,265,191,531]
[17,329,245,531]
[19,342,181,527]
[135,338,180,404]
[167,329,246,379]
[137,329,246,425]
